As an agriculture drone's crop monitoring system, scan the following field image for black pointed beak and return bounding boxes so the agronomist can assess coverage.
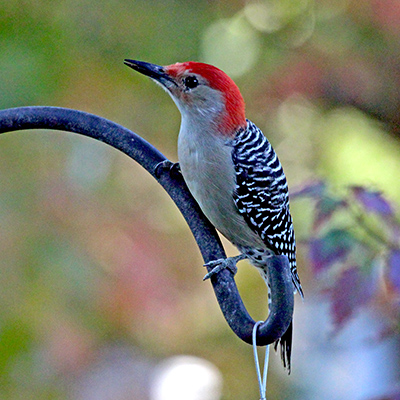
[124,59,176,86]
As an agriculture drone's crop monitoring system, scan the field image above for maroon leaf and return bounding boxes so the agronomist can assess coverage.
[387,249,400,292]
[309,229,354,273]
[352,186,394,216]
[330,266,375,330]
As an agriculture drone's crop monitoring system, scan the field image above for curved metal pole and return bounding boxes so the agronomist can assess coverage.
[0,106,294,346]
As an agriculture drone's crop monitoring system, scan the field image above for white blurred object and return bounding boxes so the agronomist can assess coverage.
[70,347,222,400]
[150,356,223,400]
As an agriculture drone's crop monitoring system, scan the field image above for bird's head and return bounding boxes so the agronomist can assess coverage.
[124,59,246,137]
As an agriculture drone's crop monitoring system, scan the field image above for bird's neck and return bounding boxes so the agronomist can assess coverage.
[179,110,245,141]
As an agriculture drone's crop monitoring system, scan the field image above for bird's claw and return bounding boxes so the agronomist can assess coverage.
[203,257,238,281]
[154,160,181,179]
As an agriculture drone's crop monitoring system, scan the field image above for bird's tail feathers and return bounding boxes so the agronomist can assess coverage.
[274,319,292,374]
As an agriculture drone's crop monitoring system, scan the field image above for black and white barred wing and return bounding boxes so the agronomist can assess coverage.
[232,120,302,296]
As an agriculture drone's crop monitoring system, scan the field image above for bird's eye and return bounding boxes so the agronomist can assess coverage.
[183,76,199,89]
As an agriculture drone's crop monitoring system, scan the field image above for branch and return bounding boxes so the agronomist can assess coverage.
[0,106,294,346]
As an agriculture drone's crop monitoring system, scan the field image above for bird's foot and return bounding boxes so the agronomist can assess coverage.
[154,160,181,179]
[203,254,247,281]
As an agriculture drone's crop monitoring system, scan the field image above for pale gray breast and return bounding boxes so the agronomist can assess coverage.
[177,125,265,248]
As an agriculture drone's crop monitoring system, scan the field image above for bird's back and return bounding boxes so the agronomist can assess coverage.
[232,120,302,295]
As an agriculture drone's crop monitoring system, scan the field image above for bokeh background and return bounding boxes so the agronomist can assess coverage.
[1,0,400,399]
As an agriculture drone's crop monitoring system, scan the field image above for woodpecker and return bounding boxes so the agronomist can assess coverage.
[124,59,303,371]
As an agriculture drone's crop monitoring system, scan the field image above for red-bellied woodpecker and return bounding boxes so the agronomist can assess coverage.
[124,59,303,372]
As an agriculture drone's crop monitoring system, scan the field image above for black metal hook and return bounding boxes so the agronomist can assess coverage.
[0,106,294,346]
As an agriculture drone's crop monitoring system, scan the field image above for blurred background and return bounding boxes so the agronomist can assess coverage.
[1,0,400,399]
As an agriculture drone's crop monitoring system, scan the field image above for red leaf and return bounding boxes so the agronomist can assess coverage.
[330,266,375,330]
[314,197,346,230]
[291,181,326,199]
[309,230,354,273]
[369,390,400,400]
[352,186,394,216]
[387,249,400,292]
